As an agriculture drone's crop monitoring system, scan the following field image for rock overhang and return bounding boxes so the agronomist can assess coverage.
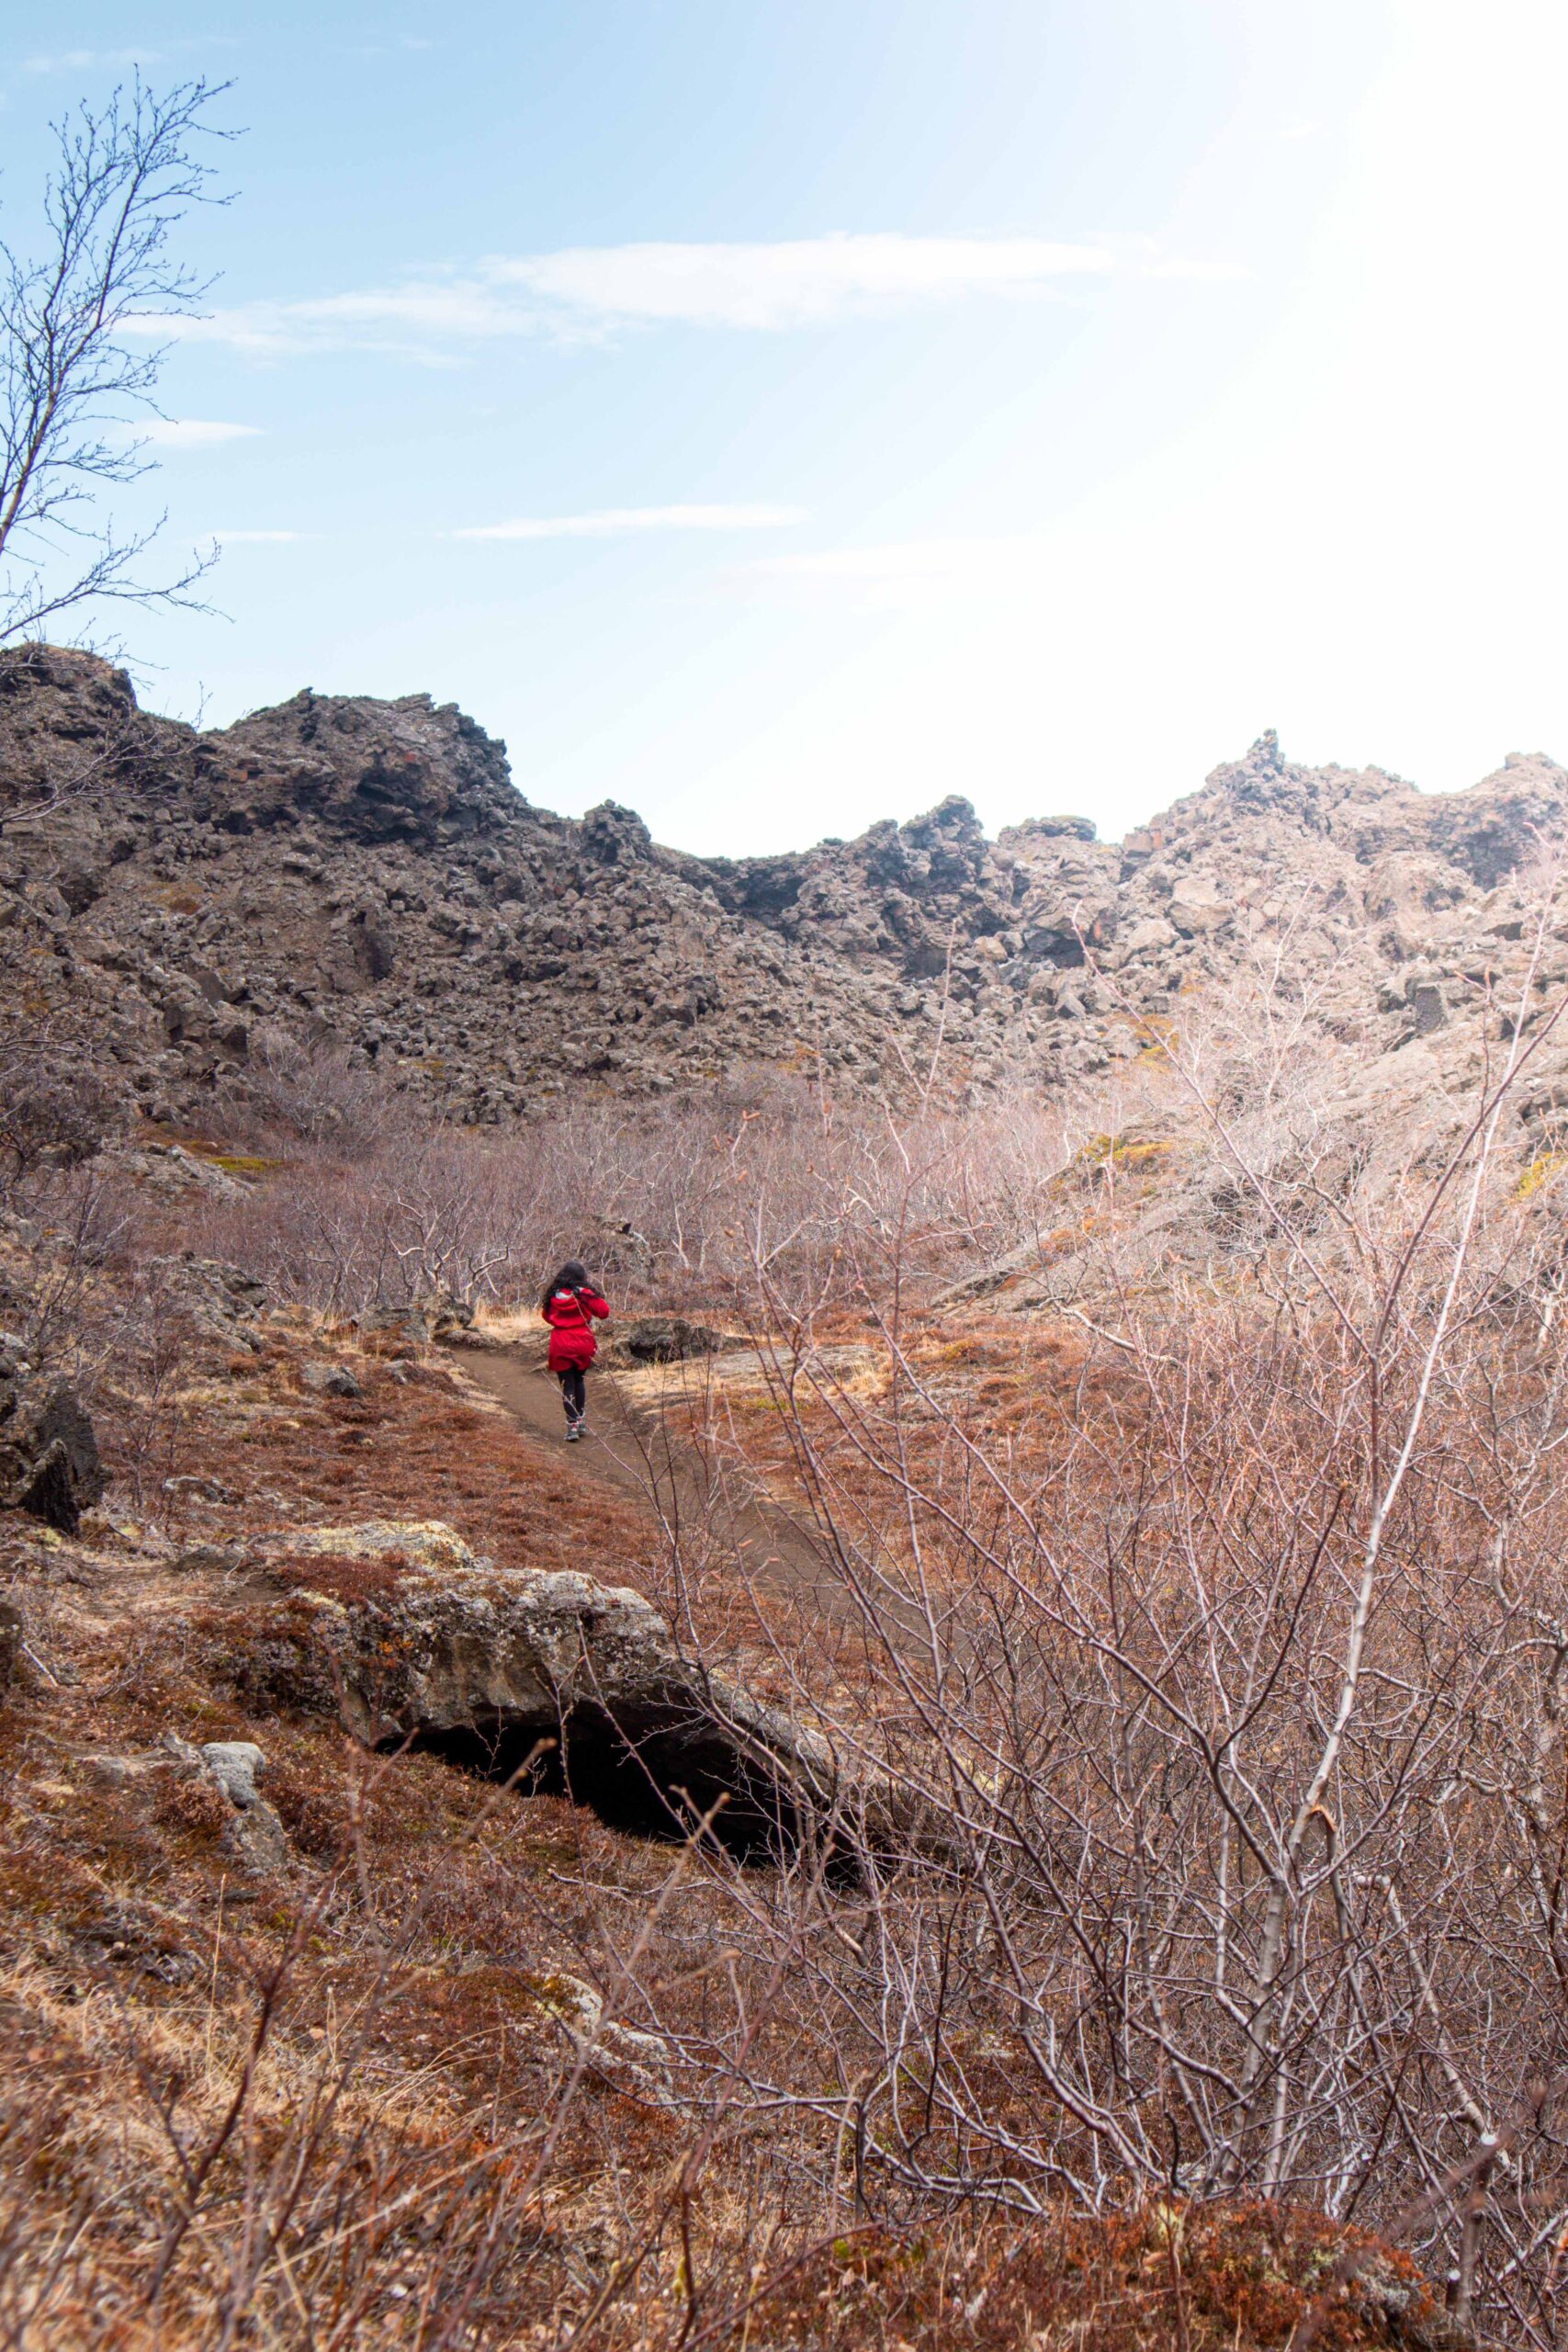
[237,1518,922,1868]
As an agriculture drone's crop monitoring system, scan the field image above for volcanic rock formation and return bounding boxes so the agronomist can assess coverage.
[4,644,1567,1132]
[243,1518,929,1862]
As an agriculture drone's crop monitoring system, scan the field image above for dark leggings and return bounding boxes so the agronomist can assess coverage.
[558,1367,586,1426]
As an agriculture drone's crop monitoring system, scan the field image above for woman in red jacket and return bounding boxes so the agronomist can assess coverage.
[541,1259,610,1440]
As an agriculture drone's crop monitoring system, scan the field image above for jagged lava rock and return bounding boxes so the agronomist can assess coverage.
[5,647,1568,1129]
[0,1330,107,1535]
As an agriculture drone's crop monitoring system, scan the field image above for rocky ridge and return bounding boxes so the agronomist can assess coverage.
[5,643,1568,1130]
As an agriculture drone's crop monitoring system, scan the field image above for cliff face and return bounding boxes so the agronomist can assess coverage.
[2,645,1566,1131]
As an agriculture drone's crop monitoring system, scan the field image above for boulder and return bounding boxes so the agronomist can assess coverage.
[1168,873,1230,936]
[148,1255,268,1353]
[200,1740,266,1809]
[164,1734,291,1872]
[299,1361,364,1399]
[612,1317,724,1366]
[426,1294,476,1340]
[173,1541,244,1574]
[108,1144,249,1201]
[1118,915,1178,961]
[243,1520,935,1865]
[163,1472,241,1507]
[0,1365,107,1534]
[363,1302,431,1351]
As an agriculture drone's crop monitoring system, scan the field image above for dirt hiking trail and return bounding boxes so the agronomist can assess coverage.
[457,1341,866,1636]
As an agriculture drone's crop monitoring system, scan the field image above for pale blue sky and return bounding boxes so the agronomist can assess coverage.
[6,4,1566,852]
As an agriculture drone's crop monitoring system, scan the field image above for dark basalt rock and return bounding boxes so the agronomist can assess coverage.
[0,1367,107,1534]
[614,1316,724,1365]
[6,642,1568,1139]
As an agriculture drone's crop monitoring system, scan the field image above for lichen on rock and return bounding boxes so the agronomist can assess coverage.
[246,1518,928,1864]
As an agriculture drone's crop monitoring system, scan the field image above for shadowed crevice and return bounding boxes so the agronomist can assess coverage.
[409,1702,807,1863]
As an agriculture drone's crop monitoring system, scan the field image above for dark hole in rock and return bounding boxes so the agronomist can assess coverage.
[411,1704,807,1865]
[1411,982,1447,1035]
[1034,933,1088,968]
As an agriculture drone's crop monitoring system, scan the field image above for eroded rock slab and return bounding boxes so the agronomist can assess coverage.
[243,1519,924,1862]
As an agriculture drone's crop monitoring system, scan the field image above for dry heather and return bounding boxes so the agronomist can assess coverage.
[0,1319,1465,2352]
[6,966,1568,2346]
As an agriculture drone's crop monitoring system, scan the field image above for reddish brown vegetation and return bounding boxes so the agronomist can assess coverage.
[0,1302,1458,2351]
[13,988,1568,2345]
[753,2205,1454,2350]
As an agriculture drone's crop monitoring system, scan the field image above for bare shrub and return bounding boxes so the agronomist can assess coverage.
[0,1012,118,1201]
[179,1076,1113,1326]
[183,1125,541,1317]
[238,1032,406,1150]
[570,976,1568,2343]
[0,78,231,645]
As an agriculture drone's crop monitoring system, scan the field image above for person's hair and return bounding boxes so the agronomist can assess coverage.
[542,1258,595,1310]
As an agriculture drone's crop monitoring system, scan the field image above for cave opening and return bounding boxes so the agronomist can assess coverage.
[410,1702,807,1864]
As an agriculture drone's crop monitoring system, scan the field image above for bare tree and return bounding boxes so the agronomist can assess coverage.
[0,75,234,646]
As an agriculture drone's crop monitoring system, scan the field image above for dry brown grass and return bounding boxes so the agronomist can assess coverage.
[0,1290,1454,2350]
[14,981,1554,2347]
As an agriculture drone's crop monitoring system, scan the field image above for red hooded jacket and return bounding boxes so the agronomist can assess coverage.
[542,1284,609,1372]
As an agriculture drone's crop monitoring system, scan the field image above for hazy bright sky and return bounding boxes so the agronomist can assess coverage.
[5,3,1567,853]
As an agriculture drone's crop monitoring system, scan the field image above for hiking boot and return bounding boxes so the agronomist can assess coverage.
[566,1423,580,1442]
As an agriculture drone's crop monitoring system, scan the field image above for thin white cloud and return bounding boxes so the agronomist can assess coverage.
[164,283,523,356]
[454,503,806,542]
[495,234,1128,330]
[22,47,161,74]
[148,232,1230,356]
[138,419,265,447]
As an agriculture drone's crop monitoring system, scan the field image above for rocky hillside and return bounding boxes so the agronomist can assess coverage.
[4,641,1567,1132]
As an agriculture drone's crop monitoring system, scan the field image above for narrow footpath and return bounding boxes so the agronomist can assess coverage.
[457,1341,860,1631]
